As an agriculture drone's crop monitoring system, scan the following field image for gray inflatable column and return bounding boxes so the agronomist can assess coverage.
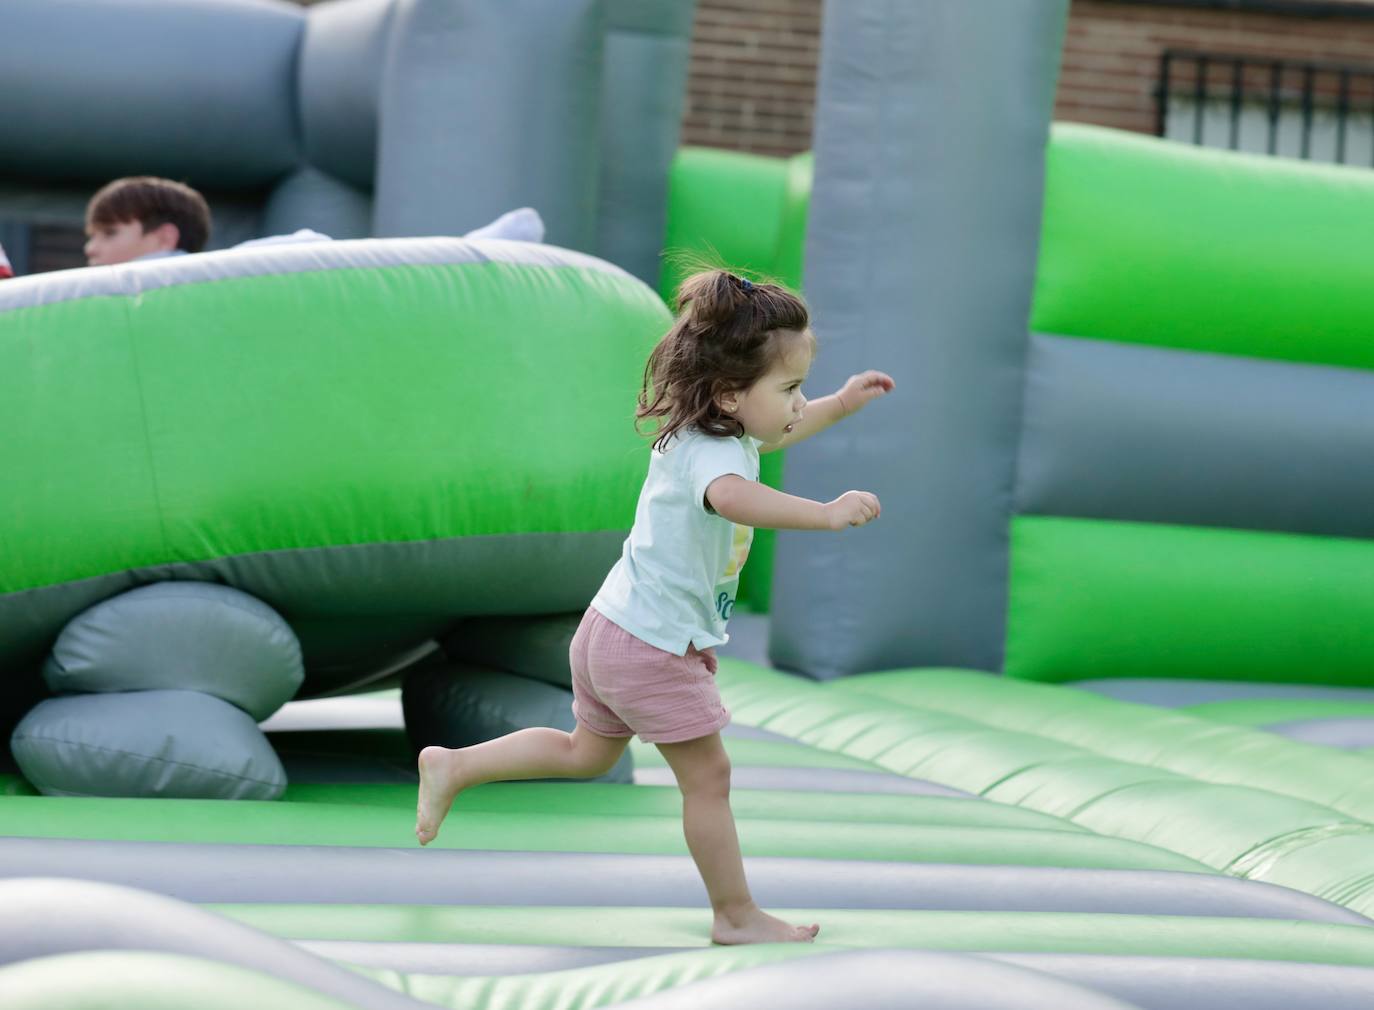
[770,1,1069,678]
[373,0,603,249]
[595,0,696,284]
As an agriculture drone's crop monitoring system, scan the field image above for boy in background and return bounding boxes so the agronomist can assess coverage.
[84,176,211,266]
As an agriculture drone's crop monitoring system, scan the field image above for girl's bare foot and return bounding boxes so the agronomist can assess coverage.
[711,903,820,945]
[415,746,467,845]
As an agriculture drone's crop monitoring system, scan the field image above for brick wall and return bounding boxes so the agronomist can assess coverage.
[680,0,822,156]
[680,0,1374,158]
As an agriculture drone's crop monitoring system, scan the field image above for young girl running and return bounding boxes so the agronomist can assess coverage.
[416,270,894,945]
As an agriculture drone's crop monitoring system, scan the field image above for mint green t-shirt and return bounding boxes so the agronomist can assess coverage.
[592,428,760,655]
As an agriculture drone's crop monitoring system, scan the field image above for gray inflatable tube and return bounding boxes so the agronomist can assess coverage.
[0,837,1362,925]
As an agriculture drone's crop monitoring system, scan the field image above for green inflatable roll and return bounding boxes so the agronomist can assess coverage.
[0,239,671,694]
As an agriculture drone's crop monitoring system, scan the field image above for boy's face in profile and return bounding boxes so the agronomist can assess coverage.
[84,219,176,266]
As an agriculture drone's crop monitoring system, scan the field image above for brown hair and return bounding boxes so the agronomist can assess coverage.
[86,176,212,253]
[637,269,811,452]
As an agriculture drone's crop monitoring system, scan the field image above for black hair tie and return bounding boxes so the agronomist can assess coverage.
[738,275,754,292]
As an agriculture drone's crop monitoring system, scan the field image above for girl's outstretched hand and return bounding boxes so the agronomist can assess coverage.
[825,490,881,529]
[836,370,895,416]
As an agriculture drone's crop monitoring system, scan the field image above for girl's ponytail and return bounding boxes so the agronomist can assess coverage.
[675,270,755,326]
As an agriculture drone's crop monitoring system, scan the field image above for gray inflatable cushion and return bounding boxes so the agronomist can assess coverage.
[44,582,303,721]
[443,612,581,687]
[10,690,286,800]
[402,659,631,783]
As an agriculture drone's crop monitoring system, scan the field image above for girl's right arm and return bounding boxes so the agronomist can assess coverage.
[706,475,880,531]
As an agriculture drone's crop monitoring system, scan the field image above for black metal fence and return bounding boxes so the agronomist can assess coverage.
[1158,50,1374,166]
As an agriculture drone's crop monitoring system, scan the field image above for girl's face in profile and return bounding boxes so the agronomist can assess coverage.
[719,330,814,444]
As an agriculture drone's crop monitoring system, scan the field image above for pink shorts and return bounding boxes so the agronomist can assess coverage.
[569,607,730,744]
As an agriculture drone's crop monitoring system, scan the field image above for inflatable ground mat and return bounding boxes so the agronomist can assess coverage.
[7,662,1374,1009]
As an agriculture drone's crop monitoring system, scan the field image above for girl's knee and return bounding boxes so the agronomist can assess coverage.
[583,749,620,778]
[570,732,624,778]
[678,750,731,798]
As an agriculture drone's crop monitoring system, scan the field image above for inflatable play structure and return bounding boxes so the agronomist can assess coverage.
[0,0,690,286]
[7,0,1374,1008]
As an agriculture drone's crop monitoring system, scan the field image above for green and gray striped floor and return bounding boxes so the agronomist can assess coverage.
[6,656,1374,1008]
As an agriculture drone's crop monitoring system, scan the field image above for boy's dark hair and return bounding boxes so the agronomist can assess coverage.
[86,176,211,253]
[637,269,812,452]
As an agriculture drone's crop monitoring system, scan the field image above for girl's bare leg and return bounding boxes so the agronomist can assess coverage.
[656,732,819,944]
[416,723,629,845]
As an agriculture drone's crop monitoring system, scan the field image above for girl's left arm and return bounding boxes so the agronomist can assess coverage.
[759,369,896,454]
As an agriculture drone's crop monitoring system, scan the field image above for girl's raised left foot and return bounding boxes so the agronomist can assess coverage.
[415,746,468,845]
[711,903,819,945]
